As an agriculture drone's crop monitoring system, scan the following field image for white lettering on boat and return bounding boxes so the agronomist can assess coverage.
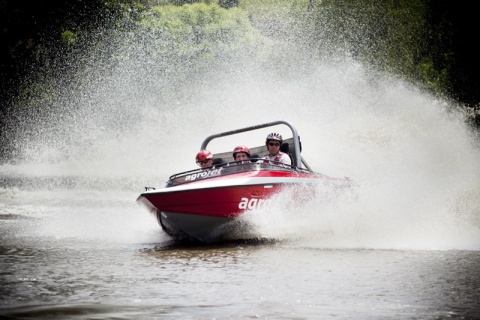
[185,167,223,181]
[238,197,270,210]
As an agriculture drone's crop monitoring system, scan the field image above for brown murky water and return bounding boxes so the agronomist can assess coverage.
[1,177,479,319]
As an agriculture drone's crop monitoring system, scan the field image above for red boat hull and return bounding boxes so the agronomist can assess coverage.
[142,184,285,218]
[136,169,350,242]
[138,181,285,242]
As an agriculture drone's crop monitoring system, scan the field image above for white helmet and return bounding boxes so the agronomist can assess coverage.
[266,132,282,142]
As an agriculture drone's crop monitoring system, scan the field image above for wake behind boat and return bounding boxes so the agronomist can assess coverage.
[136,120,355,243]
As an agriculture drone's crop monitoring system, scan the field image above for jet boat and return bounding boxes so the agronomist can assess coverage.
[136,120,354,243]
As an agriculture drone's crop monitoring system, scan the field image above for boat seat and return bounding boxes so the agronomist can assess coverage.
[280,142,294,165]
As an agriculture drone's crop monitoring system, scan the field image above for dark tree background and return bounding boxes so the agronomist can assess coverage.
[0,0,479,128]
[426,1,479,112]
[0,0,121,105]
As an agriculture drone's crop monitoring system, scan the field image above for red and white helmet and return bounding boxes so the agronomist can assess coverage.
[266,132,283,142]
[196,150,213,164]
[232,145,250,158]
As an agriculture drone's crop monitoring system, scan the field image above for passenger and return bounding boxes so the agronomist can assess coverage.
[233,145,251,164]
[262,132,291,165]
[196,150,214,169]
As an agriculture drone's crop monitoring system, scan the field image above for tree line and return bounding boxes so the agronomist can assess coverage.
[0,0,478,130]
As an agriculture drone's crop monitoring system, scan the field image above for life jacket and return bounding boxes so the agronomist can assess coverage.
[263,152,284,165]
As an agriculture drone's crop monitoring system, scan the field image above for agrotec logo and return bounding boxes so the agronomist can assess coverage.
[185,167,223,181]
[238,197,273,210]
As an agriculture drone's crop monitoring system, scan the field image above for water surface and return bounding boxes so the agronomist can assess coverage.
[1,175,479,319]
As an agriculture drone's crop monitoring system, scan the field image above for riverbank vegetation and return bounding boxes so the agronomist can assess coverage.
[1,0,478,130]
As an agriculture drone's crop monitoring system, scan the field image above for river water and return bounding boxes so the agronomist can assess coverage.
[1,171,479,319]
[2,5,480,319]
[1,205,480,320]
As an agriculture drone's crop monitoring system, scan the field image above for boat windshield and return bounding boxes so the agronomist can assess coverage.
[200,120,312,171]
[166,161,309,187]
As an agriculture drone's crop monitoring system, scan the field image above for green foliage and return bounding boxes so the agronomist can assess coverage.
[369,0,452,95]
[1,0,476,125]
[61,29,78,46]
[139,2,266,59]
[417,57,449,92]
[284,0,452,95]
[218,0,238,9]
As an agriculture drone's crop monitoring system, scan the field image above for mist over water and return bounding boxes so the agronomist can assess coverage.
[1,14,479,251]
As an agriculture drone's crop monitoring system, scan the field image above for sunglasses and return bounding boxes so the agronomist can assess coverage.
[199,158,213,164]
[268,142,280,147]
